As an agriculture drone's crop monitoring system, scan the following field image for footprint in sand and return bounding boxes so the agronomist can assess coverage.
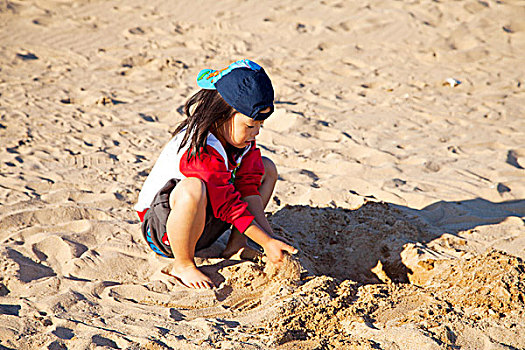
[0,206,112,233]
[92,335,118,349]
[52,326,74,340]
[506,150,524,169]
[5,248,56,283]
[127,26,146,35]
[32,17,54,27]
[299,169,320,188]
[424,161,441,172]
[16,51,39,61]
[497,183,511,195]
[32,235,74,275]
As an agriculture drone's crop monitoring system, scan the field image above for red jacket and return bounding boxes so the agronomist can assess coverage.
[180,141,264,233]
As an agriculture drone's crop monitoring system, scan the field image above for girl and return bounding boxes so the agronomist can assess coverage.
[135,59,298,289]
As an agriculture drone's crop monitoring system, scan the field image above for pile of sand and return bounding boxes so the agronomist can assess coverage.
[262,205,525,348]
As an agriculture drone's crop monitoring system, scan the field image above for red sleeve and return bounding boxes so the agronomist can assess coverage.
[179,146,255,233]
[234,142,264,198]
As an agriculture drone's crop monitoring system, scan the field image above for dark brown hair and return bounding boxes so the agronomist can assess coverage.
[173,89,235,159]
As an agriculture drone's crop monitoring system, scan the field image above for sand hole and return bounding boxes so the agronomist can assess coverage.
[269,202,432,284]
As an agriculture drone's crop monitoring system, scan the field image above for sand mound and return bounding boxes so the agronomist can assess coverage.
[244,205,525,349]
[263,250,525,349]
[263,253,302,284]
[429,251,525,318]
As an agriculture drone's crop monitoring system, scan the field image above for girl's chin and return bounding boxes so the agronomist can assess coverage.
[229,140,252,148]
[229,142,249,149]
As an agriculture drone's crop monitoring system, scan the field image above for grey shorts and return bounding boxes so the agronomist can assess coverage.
[141,178,231,258]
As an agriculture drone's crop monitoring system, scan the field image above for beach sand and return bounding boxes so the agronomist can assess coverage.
[1,0,524,348]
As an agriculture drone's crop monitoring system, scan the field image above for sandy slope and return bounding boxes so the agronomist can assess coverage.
[1,0,524,348]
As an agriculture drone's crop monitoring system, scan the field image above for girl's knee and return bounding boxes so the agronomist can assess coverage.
[169,177,207,208]
[262,156,278,182]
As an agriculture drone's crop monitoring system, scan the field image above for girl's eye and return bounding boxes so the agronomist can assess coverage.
[247,125,255,129]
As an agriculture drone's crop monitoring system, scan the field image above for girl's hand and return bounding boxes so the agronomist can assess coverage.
[243,223,298,265]
[263,238,298,265]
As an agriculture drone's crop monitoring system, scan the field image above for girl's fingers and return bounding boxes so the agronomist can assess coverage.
[281,241,298,255]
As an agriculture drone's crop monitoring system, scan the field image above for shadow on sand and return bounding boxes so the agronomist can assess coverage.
[267,198,525,285]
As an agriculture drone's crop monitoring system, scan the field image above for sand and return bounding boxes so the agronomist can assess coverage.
[1,0,524,348]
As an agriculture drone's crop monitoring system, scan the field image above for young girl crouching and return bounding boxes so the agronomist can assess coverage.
[135,59,298,289]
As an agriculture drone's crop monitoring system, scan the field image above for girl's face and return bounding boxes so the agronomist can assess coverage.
[219,107,269,148]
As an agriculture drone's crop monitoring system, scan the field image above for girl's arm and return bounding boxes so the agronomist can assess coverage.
[242,194,272,233]
[242,194,297,264]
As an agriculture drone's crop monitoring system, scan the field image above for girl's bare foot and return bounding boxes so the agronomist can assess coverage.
[162,262,214,289]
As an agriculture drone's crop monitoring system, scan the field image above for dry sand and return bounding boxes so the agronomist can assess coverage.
[1,0,525,349]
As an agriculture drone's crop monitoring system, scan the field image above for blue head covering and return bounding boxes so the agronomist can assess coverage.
[196,59,274,120]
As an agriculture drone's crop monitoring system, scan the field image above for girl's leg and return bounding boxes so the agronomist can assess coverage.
[223,157,278,257]
[258,156,279,207]
[164,177,214,289]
